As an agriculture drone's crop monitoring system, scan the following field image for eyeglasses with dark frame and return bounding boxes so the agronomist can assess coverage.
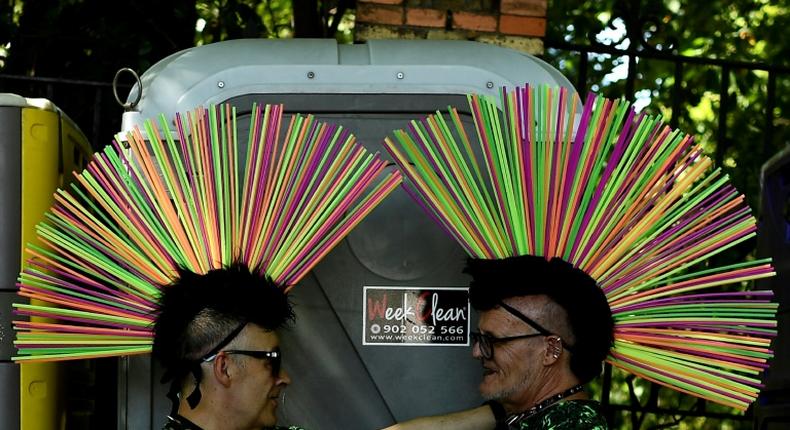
[203,348,282,376]
[471,301,575,360]
[471,331,544,360]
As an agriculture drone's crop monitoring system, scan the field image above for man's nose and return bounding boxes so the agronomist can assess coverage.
[277,367,291,385]
[471,340,483,359]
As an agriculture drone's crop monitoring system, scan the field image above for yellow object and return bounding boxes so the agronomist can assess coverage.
[8,95,92,430]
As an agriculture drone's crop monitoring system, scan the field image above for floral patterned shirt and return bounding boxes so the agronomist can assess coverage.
[514,400,608,430]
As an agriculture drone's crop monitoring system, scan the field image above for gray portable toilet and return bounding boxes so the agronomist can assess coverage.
[115,38,576,430]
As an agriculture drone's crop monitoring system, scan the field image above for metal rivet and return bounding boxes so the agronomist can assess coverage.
[486,81,494,89]
[307,71,315,79]
[217,81,225,88]
[397,72,404,79]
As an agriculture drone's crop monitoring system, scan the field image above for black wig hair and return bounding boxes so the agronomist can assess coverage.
[465,255,614,383]
[151,262,294,378]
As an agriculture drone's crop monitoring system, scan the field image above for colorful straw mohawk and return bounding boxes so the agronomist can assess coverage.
[13,103,401,362]
[384,85,777,411]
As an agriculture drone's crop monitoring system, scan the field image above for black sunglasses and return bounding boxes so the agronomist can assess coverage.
[204,348,282,376]
[471,331,544,360]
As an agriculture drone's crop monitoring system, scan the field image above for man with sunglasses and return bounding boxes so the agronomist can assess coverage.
[152,263,302,430]
[388,255,613,429]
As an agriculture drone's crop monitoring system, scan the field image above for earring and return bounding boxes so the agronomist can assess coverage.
[550,337,562,359]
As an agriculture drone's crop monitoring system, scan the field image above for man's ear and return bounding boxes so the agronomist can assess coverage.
[543,336,563,366]
[212,353,233,388]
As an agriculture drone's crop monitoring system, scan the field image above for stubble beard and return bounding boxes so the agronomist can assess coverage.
[481,368,534,405]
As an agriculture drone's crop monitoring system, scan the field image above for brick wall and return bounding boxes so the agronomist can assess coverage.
[355,0,547,55]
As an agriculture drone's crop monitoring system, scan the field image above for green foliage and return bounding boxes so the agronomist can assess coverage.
[545,0,789,214]
[194,0,354,45]
[195,0,294,42]
[0,0,23,68]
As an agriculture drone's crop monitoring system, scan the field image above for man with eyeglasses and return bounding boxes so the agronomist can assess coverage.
[152,263,302,430]
[388,255,613,430]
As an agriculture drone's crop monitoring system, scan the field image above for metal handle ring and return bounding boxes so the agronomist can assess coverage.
[113,67,142,110]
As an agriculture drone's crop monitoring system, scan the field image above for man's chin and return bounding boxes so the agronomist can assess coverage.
[479,379,501,401]
[258,412,278,429]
